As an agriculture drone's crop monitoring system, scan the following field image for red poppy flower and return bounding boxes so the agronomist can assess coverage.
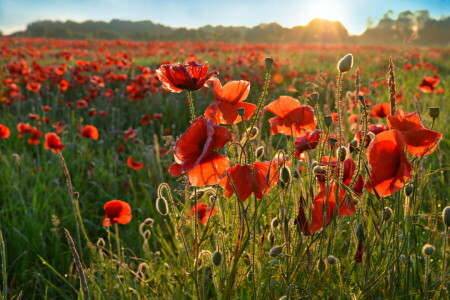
[264,96,317,137]
[81,125,99,140]
[27,128,43,145]
[189,202,217,225]
[204,78,256,124]
[123,128,137,141]
[59,79,69,91]
[354,123,389,148]
[127,156,144,171]
[0,124,11,139]
[102,200,132,226]
[370,103,390,119]
[52,121,66,133]
[156,61,218,93]
[294,130,321,158]
[27,82,41,93]
[141,114,152,125]
[17,123,32,137]
[28,113,40,121]
[44,132,64,152]
[219,162,278,202]
[169,116,233,186]
[76,100,89,108]
[387,111,442,157]
[366,129,412,197]
[418,75,439,93]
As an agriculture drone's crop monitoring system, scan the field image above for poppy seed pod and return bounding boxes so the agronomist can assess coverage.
[310,93,320,102]
[443,206,450,227]
[421,244,435,256]
[337,53,353,73]
[324,116,333,127]
[265,57,274,70]
[212,250,223,266]
[255,146,265,158]
[429,107,440,119]
[280,166,291,183]
[404,183,414,197]
[156,197,169,216]
[269,245,283,257]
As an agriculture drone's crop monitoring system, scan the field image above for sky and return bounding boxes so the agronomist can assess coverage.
[0,0,449,35]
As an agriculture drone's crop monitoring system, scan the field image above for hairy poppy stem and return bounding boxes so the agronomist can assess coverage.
[187,91,196,120]
[64,228,90,300]
[336,72,345,182]
[388,57,396,116]
[57,151,92,249]
[0,231,7,300]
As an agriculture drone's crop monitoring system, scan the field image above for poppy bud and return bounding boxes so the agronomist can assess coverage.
[383,207,393,221]
[328,137,338,147]
[337,146,348,162]
[324,116,333,127]
[190,190,205,200]
[358,95,366,107]
[443,206,450,227]
[310,93,319,102]
[428,106,440,119]
[293,168,300,178]
[144,218,154,226]
[350,139,359,151]
[356,223,365,242]
[156,197,169,216]
[247,270,254,281]
[271,217,280,229]
[269,245,283,257]
[246,127,259,140]
[408,257,414,267]
[280,166,291,183]
[337,53,353,73]
[237,107,246,117]
[327,255,338,265]
[265,57,274,70]
[255,146,265,158]
[209,195,216,206]
[421,244,435,256]
[317,258,327,272]
[212,250,223,266]
[310,161,319,170]
[313,165,326,175]
[267,232,275,245]
[399,254,407,263]
[404,183,414,197]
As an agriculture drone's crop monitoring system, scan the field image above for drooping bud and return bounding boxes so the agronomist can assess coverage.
[404,183,414,197]
[443,206,450,227]
[429,106,440,119]
[144,218,155,226]
[337,146,348,162]
[310,93,320,102]
[328,137,338,147]
[383,207,393,221]
[317,258,327,272]
[313,166,326,175]
[337,53,353,73]
[358,95,366,107]
[310,161,319,170]
[246,127,259,140]
[271,217,280,229]
[421,244,435,256]
[356,223,365,242]
[212,250,224,266]
[280,166,291,183]
[326,255,338,265]
[255,146,264,159]
[156,197,169,216]
[269,245,283,257]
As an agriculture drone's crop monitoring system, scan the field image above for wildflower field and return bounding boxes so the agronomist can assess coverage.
[0,37,449,299]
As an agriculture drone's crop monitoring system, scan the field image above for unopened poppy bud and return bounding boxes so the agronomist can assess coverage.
[267,232,275,244]
[247,270,254,281]
[246,127,259,140]
[279,180,288,189]
[280,166,291,183]
[212,250,223,266]
[310,93,320,102]
[156,197,169,216]
[408,257,414,267]
[271,217,280,229]
[293,168,300,178]
[209,195,216,205]
[337,146,348,162]
[350,139,359,150]
[310,161,319,170]
[443,206,450,227]
[327,255,338,265]
[383,207,393,221]
[421,244,435,256]
[144,218,154,226]
[404,183,414,197]
[237,107,246,117]
[265,57,274,70]
[337,53,353,73]
[356,223,365,242]
[429,107,440,119]
[328,137,338,147]
[324,116,333,127]
[367,132,376,141]
[255,146,264,158]
[399,254,406,262]
[269,245,283,257]
[358,95,366,107]
[190,190,205,200]
[313,165,326,175]
[317,258,327,272]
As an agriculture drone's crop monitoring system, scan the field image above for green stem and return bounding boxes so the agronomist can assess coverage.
[187,91,196,120]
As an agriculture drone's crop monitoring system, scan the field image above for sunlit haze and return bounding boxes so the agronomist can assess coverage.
[1,0,449,35]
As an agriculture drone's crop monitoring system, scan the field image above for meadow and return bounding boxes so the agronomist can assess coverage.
[0,37,449,299]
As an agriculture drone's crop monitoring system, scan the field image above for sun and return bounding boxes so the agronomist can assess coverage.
[309,0,347,22]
